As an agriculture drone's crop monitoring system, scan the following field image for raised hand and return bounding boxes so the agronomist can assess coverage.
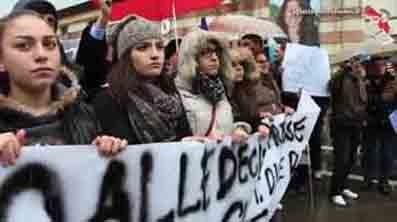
[98,0,112,27]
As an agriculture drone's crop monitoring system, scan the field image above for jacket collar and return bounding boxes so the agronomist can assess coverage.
[0,66,81,116]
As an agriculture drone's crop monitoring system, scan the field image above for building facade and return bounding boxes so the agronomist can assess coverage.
[57,0,397,57]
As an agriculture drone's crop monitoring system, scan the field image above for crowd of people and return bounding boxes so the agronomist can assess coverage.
[329,54,397,206]
[0,0,396,219]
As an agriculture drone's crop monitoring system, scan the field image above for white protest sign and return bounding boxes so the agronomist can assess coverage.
[245,91,320,221]
[297,90,321,114]
[282,43,331,97]
[0,97,319,222]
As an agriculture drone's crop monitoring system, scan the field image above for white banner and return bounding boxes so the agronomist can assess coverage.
[0,95,319,222]
[282,43,331,97]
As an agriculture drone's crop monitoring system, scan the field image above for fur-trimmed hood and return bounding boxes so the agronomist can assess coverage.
[176,30,234,91]
[0,66,81,116]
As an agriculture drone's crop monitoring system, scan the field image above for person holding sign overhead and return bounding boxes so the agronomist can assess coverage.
[0,11,128,165]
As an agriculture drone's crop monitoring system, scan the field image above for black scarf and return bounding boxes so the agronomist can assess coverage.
[193,73,225,105]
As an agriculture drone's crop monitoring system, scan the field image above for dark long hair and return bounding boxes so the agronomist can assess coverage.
[0,10,46,94]
[107,49,178,105]
[277,0,319,46]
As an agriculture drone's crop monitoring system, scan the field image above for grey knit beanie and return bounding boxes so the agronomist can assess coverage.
[106,15,136,49]
[113,16,162,59]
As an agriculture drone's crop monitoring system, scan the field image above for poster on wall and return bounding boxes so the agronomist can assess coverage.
[363,5,395,45]
[270,0,320,46]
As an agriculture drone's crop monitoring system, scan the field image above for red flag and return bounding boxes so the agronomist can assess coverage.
[378,21,391,33]
[363,6,392,33]
[364,6,381,18]
[92,0,221,21]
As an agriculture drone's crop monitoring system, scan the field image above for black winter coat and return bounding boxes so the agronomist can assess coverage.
[366,75,397,130]
[93,90,192,145]
[76,24,110,100]
[0,71,100,145]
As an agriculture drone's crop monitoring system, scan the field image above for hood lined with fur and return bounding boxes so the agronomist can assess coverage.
[0,66,81,116]
[176,30,234,91]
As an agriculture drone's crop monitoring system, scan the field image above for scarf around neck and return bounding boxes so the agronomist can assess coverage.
[193,73,225,105]
[127,82,184,143]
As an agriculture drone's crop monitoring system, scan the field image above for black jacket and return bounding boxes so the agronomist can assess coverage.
[366,74,397,130]
[76,24,109,100]
[93,89,192,145]
[330,71,368,128]
[366,75,384,128]
[0,69,100,145]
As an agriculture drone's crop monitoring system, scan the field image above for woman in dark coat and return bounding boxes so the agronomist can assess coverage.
[230,49,289,222]
[93,16,192,144]
[0,11,127,165]
[231,50,293,130]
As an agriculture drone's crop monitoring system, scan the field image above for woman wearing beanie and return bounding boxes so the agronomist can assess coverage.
[92,16,192,144]
[176,30,267,143]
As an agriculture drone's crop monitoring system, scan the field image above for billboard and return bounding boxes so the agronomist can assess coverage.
[270,0,320,46]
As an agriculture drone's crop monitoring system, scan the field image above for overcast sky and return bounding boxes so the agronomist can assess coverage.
[0,0,88,17]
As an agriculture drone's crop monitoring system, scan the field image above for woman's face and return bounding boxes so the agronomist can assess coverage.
[256,54,270,75]
[351,60,366,77]
[0,15,60,93]
[240,38,262,55]
[284,0,303,29]
[130,39,165,77]
[198,42,220,76]
[232,60,244,82]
